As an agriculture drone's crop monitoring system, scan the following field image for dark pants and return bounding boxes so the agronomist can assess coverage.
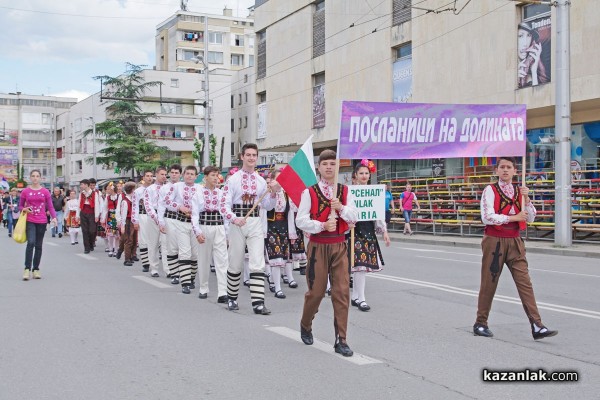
[80,212,97,251]
[25,222,47,270]
[7,212,18,235]
[122,220,136,261]
[301,241,350,342]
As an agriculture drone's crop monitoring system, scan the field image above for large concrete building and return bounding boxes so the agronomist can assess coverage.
[0,93,76,186]
[253,0,600,177]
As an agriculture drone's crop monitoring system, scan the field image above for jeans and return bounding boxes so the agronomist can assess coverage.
[7,211,18,235]
[403,210,413,223]
[25,221,47,270]
[52,210,64,236]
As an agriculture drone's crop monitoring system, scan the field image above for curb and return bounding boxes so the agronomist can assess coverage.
[388,234,600,259]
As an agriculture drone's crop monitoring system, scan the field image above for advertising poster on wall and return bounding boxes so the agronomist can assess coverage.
[257,102,267,139]
[0,147,19,181]
[312,84,325,128]
[517,15,551,89]
[392,56,412,103]
[432,158,445,184]
[0,128,18,147]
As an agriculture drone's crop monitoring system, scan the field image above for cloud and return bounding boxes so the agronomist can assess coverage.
[50,89,91,102]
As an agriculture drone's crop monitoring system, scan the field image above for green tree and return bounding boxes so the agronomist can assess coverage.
[87,63,176,177]
[192,134,217,167]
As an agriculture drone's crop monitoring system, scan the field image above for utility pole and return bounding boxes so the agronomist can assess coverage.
[86,117,97,180]
[203,14,210,168]
[554,0,571,247]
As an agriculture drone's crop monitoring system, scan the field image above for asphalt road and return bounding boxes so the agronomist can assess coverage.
[1,230,598,400]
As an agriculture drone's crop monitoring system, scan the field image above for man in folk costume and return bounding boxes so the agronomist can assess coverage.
[295,149,358,357]
[120,182,138,266]
[191,166,229,303]
[158,164,182,283]
[79,179,100,254]
[89,178,103,247]
[132,171,154,272]
[143,166,168,277]
[220,143,280,315]
[474,156,557,340]
[160,165,200,294]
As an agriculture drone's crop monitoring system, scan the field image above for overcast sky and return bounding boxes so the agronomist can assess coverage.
[0,0,255,101]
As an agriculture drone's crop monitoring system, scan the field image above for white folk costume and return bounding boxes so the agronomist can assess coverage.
[220,169,276,313]
[191,185,228,299]
[158,180,180,282]
[161,182,199,293]
[132,185,150,272]
[66,198,81,244]
[103,193,120,256]
[144,181,166,277]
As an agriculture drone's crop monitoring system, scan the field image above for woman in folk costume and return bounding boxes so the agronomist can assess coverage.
[66,190,81,245]
[102,182,120,257]
[288,198,307,276]
[97,186,108,251]
[350,160,390,312]
[264,169,298,299]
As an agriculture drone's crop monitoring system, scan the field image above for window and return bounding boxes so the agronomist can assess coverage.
[248,36,255,48]
[239,118,242,131]
[42,113,52,124]
[231,34,244,47]
[523,4,551,20]
[238,94,242,105]
[207,51,224,64]
[182,31,203,42]
[396,42,412,60]
[244,92,248,103]
[393,0,411,26]
[76,161,83,173]
[312,73,325,128]
[231,95,234,109]
[231,143,235,157]
[258,92,267,103]
[178,49,201,61]
[257,30,266,79]
[231,119,235,132]
[231,53,244,66]
[244,116,248,128]
[248,55,255,67]
[171,79,179,88]
[244,74,248,83]
[313,1,325,58]
[31,149,39,158]
[208,31,224,44]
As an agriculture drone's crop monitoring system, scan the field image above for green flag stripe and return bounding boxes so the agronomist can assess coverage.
[289,150,317,186]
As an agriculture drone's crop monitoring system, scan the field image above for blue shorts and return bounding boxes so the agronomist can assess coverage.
[403,210,412,223]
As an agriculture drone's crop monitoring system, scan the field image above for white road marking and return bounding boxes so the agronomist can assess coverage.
[45,242,58,246]
[264,326,382,366]
[370,273,600,320]
[415,255,479,264]
[76,254,98,261]
[395,247,480,257]
[132,275,172,289]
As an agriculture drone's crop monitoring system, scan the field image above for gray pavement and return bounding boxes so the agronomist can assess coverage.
[0,228,599,400]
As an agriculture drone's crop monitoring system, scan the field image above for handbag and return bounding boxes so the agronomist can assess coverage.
[13,211,28,244]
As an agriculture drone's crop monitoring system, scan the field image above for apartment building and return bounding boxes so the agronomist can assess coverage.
[0,93,76,186]
[253,0,600,177]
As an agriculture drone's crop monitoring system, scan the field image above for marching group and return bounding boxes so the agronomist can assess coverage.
[2,147,557,357]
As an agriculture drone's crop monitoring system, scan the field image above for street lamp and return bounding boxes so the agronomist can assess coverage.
[85,117,97,180]
[192,55,210,168]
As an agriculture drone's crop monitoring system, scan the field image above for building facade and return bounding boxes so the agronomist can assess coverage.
[253,0,600,178]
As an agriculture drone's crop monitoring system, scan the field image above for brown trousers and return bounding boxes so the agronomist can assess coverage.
[476,235,543,327]
[301,241,350,342]
[122,219,137,261]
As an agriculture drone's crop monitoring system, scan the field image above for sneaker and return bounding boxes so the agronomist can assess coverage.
[33,270,41,279]
[22,269,30,281]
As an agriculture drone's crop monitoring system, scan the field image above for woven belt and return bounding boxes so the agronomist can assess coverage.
[138,204,147,215]
[164,210,191,223]
[233,204,259,218]
[199,211,223,225]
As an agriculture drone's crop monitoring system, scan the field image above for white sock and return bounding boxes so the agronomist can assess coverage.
[533,323,546,333]
[284,262,294,283]
[271,267,282,292]
[354,271,367,303]
[243,257,250,282]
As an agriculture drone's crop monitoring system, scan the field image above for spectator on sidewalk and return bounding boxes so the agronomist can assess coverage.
[51,187,65,238]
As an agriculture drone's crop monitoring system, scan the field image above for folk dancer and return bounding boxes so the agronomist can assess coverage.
[66,190,81,245]
[350,160,390,312]
[474,156,558,340]
[160,166,199,294]
[219,143,280,315]
[295,149,358,357]
[102,182,120,256]
[132,171,153,272]
[158,164,182,283]
[143,167,168,277]
[79,179,100,254]
[119,183,138,266]
[191,166,229,302]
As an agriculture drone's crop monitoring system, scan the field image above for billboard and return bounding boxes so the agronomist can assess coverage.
[0,147,19,180]
[0,128,18,147]
[517,16,551,88]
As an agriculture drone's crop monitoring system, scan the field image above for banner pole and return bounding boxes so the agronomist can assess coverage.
[350,228,355,268]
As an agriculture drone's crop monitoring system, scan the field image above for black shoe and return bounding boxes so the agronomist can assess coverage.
[52,234,56,238]
[228,299,239,311]
[282,275,289,284]
[142,266,149,272]
[473,323,494,338]
[8,233,11,238]
[71,243,76,245]
[90,247,94,251]
[299,267,306,276]
[171,277,180,285]
[58,233,63,238]
[269,284,276,293]
[532,325,558,340]
[334,341,354,357]
[210,265,215,272]
[288,280,298,289]
[217,295,228,303]
[351,299,359,307]
[151,272,159,278]
[300,325,313,345]
[326,288,331,296]
[75,241,79,244]
[274,290,286,299]
[349,276,353,289]
[115,250,122,260]
[189,282,195,290]
[84,250,90,254]
[182,286,191,294]
[357,301,371,312]
[243,280,250,287]
[123,261,133,266]
[132,256,139,262]
[253,304,271,315]
[198,292,208,299]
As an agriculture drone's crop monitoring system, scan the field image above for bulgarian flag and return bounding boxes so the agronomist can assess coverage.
[276,135,317,206]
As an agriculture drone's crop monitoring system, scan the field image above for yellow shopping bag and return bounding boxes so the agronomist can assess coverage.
[13,211,27,244]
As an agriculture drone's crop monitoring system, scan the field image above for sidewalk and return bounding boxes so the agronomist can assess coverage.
[387,232,600,259]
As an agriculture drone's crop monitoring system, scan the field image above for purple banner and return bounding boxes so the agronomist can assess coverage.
[339,101,526,160]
